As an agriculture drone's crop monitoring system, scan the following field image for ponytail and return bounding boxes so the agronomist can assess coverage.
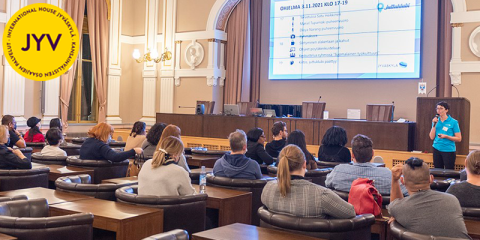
[151,136,184,169]
[276,144,306,197]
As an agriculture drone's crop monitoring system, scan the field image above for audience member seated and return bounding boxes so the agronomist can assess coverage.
[245,127,274,165]
[447,150,480,207]
[125,121,146,151]
[388,158,470,239]
[80,122,142,162]
[286,130,317,170]
[213,129,262,180]
[265,121,287,158]
[138,136,195,196]
[158,125,190,172]
[41,128,67,157]
[326,134,408,195]
[318,126,351,163]
[0,126,31,169]
[261,144,355,218]
[141,122,167,157]
[1,115,25,148]
[49,118,63,132]
[24,117,45,143]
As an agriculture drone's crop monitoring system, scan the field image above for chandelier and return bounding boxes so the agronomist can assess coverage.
[132,48,172,63]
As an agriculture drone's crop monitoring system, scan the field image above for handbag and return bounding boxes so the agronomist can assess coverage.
[348,178,383,217]
[126,152,145,177]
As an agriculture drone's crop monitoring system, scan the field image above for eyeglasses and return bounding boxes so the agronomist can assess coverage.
[436,107,445,110]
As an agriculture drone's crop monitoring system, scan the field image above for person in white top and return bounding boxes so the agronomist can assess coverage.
[138,136,195,196]
[41,128,67,157]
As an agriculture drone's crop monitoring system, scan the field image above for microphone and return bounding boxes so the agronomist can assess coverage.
[451,84,460,97]
[391,101,395,122]
[426,85,439,97]
[317,96,322,103]
[433,114,439,127]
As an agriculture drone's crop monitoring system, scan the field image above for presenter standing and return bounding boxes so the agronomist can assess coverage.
[429,102,462,169]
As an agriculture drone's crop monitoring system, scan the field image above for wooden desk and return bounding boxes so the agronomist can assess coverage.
[464,218,480,239]
[49,198,163,240]
[190,168,213,174]
[193,185,252,226]
[33,163,95,182]
[0,233,17,240]
[186,155,219,168]
[102,176,138,184]
[0,187,92,205]
[157,113,415,151]
[372,217,392,240]
[192,223,324,240]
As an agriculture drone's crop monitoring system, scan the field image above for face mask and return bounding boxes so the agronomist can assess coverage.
[6,137,10,146]
[13,123,17,130]
[108,135,112,143]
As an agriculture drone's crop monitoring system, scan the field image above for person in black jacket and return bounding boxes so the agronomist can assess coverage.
[245,127,274,165]
[0,126,31,169]
[318,126,351,163]
[80,123,143,162]
[265,121,287,158]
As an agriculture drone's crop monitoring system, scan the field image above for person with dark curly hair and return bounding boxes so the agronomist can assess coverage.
[125,121,147,151]
[245,127,274,165]
[141,123,167,158]
[24,117,45,143]
[318,126,351,163]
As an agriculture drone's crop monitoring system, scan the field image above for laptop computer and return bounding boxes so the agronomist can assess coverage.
[250,108,263,117]
[263,109,276,117]
[224,104,240,116]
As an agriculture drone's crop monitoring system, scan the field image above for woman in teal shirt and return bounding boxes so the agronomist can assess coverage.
[429,102,462,169]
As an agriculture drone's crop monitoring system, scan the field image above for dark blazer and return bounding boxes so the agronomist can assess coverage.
[246,141,274,165]
[80,138,135,162]
[0,145,31,169]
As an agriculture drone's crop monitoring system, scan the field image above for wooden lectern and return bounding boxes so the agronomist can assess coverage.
[415,97,470,155]
[238,102,258,116]
[302,102,326,119]
[366,104,394,122]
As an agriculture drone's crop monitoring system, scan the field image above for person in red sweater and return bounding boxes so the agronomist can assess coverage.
[24,117,45,143]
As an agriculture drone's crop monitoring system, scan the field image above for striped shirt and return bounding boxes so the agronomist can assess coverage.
[261,179,356,219]
[325,162,408,196]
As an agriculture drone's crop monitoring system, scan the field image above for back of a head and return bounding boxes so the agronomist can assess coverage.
[466,150,480,176]
[402,157,430,190]
[271,121,286,136]
[159,124,181,144]
[1,115,14,126]
[46,128,63,145]
[322,126,347,147]
[286,130,306,148]
[247,127,263,142]
[88,122,114,143]
[0,125,7,141]
[351,134,373,163]
[229,129,247,152]
[146,123,167,146]
[277,144,306,197]
[130,121,146,137]
[49,118,62,132]
[151,136,184,168]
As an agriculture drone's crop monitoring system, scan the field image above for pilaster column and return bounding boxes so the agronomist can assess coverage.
[106,0,123,124]
[159,0,176,113]
[450,23,463,85]
[3,0,27,125]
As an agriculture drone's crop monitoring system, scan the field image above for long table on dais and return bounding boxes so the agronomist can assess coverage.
[49,198,163,240]
[192,223,325,240]
[0,187,93,205]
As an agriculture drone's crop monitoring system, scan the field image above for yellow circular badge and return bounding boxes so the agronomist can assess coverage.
[3,3,79,81]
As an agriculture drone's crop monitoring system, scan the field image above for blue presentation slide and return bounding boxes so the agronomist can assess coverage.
[269,0,422,80]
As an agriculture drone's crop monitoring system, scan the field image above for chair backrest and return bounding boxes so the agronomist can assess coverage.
[142,229,189,240]
[258,206,375,240]
[332,189,391,208]
[0,195,28,203]
[316,160,349,169]
[197,101,215,114]
[429,168,460,180]
[32,152,68,165]
[0,199,93,240]
[0,167,49,191]
[59,143,82,156]
[206,174,274,226]
[55,174,135,201]
[302,102,326,119]
[116,185,207,234]
[267,165,331,186]
[66,156,129,184]
[366,104,394,122]
[389,221,466,240]
[238,102,258,116]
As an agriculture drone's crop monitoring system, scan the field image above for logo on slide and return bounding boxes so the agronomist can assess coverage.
[399,62,408,68]
[377,3,384,12]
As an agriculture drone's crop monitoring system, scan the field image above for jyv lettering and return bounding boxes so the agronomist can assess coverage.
[21,34,62,51]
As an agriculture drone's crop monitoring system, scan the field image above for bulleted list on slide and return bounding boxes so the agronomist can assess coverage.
[269,0,422,79]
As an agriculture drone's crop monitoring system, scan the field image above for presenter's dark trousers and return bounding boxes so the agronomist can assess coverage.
[433,148,456,169]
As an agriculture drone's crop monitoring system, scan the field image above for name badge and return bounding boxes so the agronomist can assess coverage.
[442,126,448,132]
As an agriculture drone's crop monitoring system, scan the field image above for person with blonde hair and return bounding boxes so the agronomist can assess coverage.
[447,150,480,207]
[261,145,355,218]
[156,124,190,172]
[138,136,195,196]
[0,126,31,169]
[80,122,143,161]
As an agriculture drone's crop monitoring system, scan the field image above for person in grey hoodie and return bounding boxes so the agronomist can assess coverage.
[213,129,263,180]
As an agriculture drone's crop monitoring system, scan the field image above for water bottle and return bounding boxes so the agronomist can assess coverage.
[199,166,206,193]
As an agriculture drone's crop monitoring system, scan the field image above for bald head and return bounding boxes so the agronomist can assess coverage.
[402,161,431,191]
